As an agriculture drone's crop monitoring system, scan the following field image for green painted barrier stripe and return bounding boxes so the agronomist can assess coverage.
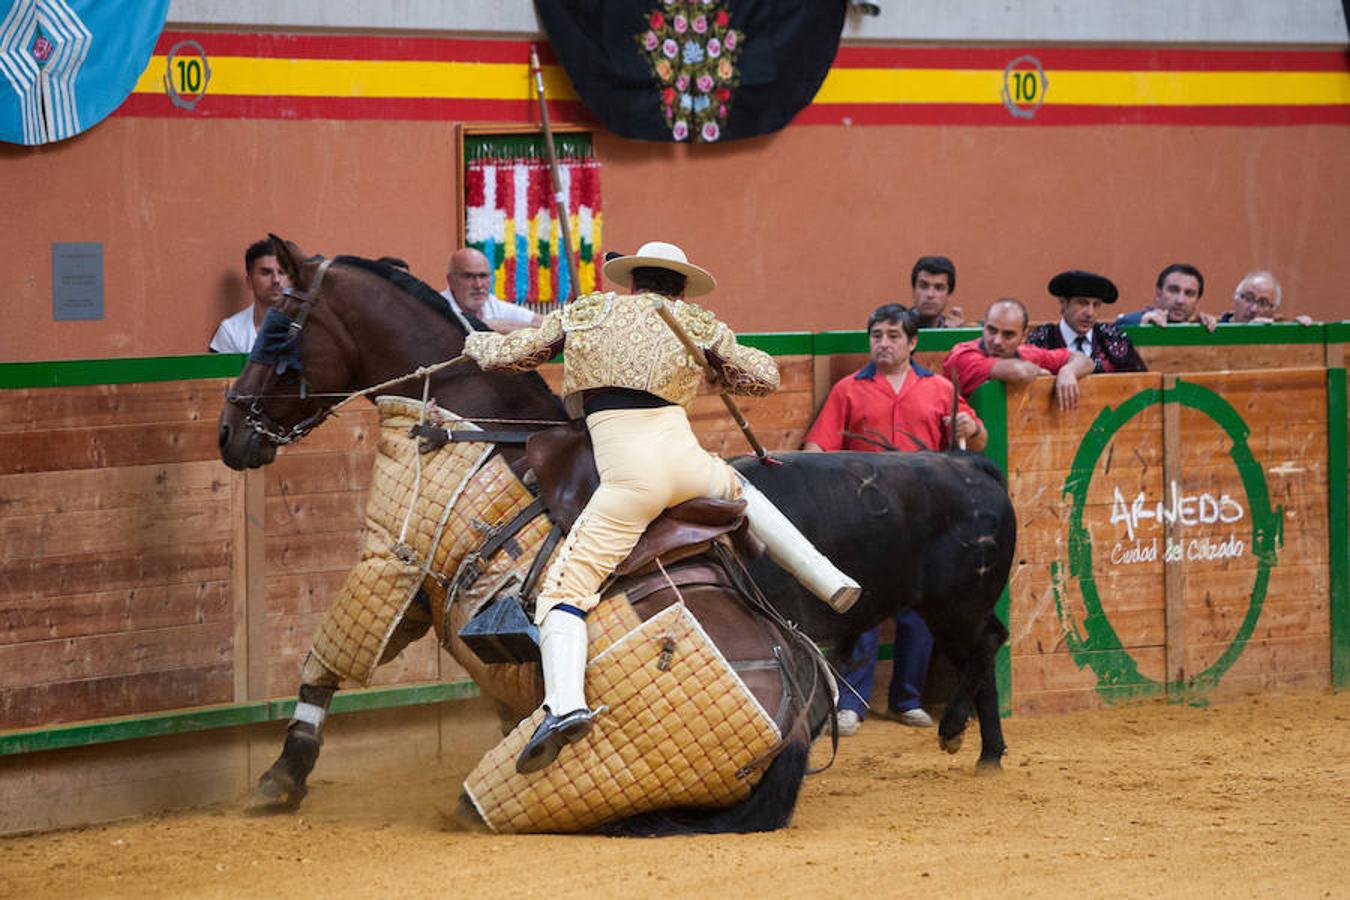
[813,331,867,356]
[738,332,813,356]
[1328,368,1349,689]
[2,324,1340,389]
[268,680,482,719]
[813,328,982,356]
[969,380,1013,717]
[1121,322,1326,346]
[0,703,270,756]
[0,354,247,389]
[0,679,482,757]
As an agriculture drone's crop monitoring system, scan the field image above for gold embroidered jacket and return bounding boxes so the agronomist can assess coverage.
[464,291,779,408]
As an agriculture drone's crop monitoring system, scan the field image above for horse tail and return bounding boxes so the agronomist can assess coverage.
[598,733,810,837]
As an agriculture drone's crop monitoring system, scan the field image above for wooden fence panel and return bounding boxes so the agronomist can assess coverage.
[0,381,239,729]
[1140,342,1324,373]
[1005,367,1333,714]
[1,344,1343,739]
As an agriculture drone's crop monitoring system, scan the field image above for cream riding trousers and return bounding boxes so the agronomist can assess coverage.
[534,405,740,623]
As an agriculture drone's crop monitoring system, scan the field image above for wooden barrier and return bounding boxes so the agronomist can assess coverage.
[1004,369,1334,714]
[0,327,1346,832]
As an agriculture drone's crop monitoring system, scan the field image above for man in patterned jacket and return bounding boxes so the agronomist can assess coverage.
[1025,270,1146,373]
[465,241,809,774]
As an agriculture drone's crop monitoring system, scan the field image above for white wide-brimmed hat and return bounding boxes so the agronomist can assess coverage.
[602,241,716,298]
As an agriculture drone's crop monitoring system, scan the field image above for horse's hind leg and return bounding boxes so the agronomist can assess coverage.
[257,654,338,808]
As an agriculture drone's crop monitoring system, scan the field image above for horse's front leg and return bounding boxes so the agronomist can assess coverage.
[257,596,434,807]
[256,655,338,808]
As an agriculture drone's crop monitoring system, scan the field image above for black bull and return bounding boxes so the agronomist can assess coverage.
[736,449,1014,768]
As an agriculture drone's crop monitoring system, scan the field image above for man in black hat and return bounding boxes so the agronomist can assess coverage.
[1026,270,1146,373]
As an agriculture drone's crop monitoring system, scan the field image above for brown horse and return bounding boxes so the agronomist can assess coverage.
[218,238,830,834]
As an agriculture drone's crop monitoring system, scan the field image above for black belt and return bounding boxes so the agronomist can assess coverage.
[582,387,674,416]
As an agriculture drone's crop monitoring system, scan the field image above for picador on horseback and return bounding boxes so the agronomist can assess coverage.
[227,234,1015,832]
[462,241,857,774]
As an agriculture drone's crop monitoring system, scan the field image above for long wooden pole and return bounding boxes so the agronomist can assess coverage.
[529,46,581,304]
[652,299,774,464]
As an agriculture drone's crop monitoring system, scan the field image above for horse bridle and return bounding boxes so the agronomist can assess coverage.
[224,256,336,447]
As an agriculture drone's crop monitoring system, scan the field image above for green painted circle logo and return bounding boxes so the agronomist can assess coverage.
[1054,381,1284,702]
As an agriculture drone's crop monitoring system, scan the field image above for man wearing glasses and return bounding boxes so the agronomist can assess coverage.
[1222,271,1313,326]
[441,248,543,333]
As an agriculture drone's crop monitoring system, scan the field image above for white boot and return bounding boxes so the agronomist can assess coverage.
[540,608,590,718]
[516,609,596,774]
[737,475,861,613]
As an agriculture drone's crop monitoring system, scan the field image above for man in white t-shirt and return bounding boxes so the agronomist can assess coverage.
[440,247,542,333]
[209,239,291,353]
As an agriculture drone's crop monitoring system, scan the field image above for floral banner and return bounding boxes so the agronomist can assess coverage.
[636,3,743,142]
[463,134,601,309]
[535,0,847,143]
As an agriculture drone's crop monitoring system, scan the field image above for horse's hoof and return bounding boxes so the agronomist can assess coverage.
[938,732,964,754]
[254,729,320,809]
[975,757,1003,776]
[256,766,308,809]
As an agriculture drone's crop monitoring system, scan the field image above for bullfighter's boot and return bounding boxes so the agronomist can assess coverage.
[737,475,861,613]
[516,606,600,774]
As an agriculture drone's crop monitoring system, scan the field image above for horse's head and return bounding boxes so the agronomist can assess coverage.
[218,235,357,470]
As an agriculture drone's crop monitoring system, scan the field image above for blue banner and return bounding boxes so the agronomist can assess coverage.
[0,0,168,145]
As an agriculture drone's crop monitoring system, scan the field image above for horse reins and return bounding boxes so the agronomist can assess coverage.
[225,253,566,446]
[224,256,337,446]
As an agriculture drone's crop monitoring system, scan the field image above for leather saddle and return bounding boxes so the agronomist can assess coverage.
[459,422,762,666]
[524,420,763,575]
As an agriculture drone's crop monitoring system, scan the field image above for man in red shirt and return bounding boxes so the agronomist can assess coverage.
[803,304,985,736]
[943,298,1095,411]
[805,304,985,454]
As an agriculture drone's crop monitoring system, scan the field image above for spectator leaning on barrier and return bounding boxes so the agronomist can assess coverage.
[441,247,543,334]
[908,255,964,328]
[1223,270,1314,326]
[1025,270,1146,373]
[802,304,985,737]
[209,238,291,354]
[943,298,1095,411]
[1116,262,1217,332]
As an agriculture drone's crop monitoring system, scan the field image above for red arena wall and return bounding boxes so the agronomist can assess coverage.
[0,34,1346,360]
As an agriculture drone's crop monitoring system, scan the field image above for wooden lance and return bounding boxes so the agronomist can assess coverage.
[528,45,581,304]
[652,299,776,465]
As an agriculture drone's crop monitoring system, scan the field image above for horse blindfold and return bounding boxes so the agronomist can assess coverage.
[249,307,306,377]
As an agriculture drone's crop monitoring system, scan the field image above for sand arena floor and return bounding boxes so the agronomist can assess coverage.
[1,689,1347,899]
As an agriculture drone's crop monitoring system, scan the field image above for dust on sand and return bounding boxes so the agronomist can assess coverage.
[2,690,1347,899]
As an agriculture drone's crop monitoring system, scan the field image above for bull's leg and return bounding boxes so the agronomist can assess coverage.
[935,614,1007,758]
[972,613,1009,772]
[972,665,1007,773]
[257,654,339,807]
[936,663,978,755]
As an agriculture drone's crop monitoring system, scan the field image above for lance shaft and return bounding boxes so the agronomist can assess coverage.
[652,299,772,463]
[529,45,581,304]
